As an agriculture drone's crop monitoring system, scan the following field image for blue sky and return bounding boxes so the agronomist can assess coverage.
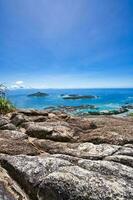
[0,0,133,88]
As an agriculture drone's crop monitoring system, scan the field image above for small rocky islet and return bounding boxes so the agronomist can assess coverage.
[61,94,98,100]
[0,109,133,199]
[27,92,133,116]
[27,92,49,97]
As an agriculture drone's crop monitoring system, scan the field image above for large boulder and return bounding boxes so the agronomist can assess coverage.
[25,122,74,142]
[0,154,72,199]
[0,154,133,200]
[0,116,17,130]
[11,112,48,125]
[11,114,29,126]
[0,123,17,130]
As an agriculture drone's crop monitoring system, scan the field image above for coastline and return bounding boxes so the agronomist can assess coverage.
[7,88,133,119]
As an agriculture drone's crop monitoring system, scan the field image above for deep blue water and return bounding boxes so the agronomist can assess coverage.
[7,88,133,113]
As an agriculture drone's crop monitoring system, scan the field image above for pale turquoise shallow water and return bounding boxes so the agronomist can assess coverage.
[7,88,133,114]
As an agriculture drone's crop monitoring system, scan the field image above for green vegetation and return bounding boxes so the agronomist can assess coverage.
[0,84,15,114]
[0,98,15,114]
[128,113,133,117]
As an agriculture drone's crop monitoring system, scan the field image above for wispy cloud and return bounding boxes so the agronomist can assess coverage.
[15,81,24,85]
[10,80,25,89]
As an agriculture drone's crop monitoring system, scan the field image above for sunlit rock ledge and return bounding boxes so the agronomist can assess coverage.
[0,109,133,199]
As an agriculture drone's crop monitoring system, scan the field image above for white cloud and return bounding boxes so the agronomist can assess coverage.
[15,81,24,85]
[10,80,25,89]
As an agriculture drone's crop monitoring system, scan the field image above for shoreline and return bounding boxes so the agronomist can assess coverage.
[37,104,133,118]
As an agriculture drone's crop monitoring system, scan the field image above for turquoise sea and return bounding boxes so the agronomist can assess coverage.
[7,88,133,114]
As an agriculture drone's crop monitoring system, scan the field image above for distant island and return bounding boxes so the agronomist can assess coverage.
[61,94,98,100]
[28,92,49,97]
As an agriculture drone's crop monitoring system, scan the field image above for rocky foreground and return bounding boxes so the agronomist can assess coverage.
[0,110,133,200]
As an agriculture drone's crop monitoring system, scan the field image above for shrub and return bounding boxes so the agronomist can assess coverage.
[0,97,15,114]
[0,83,15,114]
[129,113,133,117]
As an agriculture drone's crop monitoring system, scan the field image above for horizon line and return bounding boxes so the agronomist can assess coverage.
[8,87,133,90]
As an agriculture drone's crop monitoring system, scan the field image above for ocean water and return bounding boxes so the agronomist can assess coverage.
[7,88,133,114]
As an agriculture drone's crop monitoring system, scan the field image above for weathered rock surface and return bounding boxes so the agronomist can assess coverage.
[0,117,10,127]
[0,130,27,140]
[22,115,133,145]
[0,166,29,200]
[105,155,133,168]
[11,113,29,126]
[0,123,17,130]
[32,139,120,159]
[0,139,39,155]
[77,116,133,144]
[0,110,133,199]
[25,121,74,142]
[0,125,38,156]
[0,154,133,200]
